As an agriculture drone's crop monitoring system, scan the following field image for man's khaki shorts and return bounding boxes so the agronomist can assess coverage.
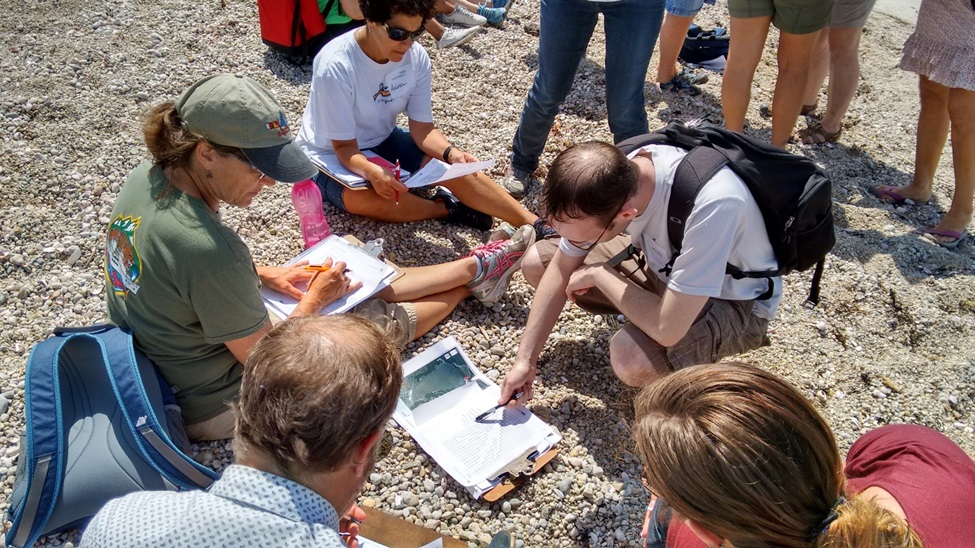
[533,236,770,370]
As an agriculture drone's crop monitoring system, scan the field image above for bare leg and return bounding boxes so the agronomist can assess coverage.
[802,29,830,107]
[770,30,820,148]
[411,287,472,339]
[882,76,950,203]
[425,18,445,40]
[342,187,448,223]
[440,174,538,226]
[818,27,864,136]
[375,259,477,302]
[434,0,454,14]
[450,0,483,13]
[927,86,975,240]
[655,13,695,84]
[609,325,672,387]
[722,16,771,133]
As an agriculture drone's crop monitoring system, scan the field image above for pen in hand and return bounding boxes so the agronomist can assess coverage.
[474,391,524,423]
[394,159,401,205]
[303,265,351,273]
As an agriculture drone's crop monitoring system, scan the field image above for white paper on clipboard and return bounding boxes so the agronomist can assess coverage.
[392,337,561,498]
[261,235,397,318]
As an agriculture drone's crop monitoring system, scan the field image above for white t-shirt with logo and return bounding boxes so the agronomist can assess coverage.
[296,30,434,153]
[559,144,782,320]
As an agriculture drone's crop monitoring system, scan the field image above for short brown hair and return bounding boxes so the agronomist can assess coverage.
[234,315,401,476]
[634,363,921,547]
[542,141,638,226]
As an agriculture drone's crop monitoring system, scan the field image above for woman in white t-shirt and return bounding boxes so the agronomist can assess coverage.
[296,0,540,233]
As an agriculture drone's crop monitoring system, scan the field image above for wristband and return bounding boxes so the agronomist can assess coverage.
[442,146,455,164]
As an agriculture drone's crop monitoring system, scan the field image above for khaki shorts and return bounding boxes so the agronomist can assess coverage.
[534,236,770,370]
[269,299,416,348]
[828,0,876,28]
[728,0,832,34]
[185,407,236,441]
[351,298,417,348]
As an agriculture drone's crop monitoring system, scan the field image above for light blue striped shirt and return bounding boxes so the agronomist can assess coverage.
[80,465,346,547]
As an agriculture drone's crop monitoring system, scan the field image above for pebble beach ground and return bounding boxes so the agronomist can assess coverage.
[1,0,973,546]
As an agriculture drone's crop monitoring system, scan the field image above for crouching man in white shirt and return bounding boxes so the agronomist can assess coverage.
[499,140,781,404]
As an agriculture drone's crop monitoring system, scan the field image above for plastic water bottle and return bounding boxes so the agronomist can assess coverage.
[291,179,330,248]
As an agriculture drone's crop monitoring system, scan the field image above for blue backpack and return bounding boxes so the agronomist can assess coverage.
[5,325,218,548]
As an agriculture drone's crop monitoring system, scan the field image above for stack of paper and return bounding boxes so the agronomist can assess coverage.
[393,338,561,498]
[262,236,397,319]
[301,147,412,190]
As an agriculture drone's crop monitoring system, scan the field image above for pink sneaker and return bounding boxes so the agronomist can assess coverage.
[467,224,536,307]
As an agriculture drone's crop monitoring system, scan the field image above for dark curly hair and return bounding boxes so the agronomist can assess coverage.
[358,0,435,22]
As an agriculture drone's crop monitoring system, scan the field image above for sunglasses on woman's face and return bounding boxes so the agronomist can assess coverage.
[382,20,425,41]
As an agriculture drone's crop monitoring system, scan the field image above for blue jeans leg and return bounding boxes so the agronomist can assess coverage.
[511,0,598,173]
[603,0,665,143]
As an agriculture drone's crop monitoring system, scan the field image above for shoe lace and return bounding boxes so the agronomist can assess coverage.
[470,238,509,258]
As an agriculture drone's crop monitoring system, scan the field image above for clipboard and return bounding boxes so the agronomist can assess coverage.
[341,235,405,284]
[482,447,559,502]
[358,507,466,548]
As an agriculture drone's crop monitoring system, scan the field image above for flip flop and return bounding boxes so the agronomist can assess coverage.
[869,185,911,204]
[921,227,967,249]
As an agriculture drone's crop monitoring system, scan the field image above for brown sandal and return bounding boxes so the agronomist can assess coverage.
[798,121,841,144]
[800,103,818,116]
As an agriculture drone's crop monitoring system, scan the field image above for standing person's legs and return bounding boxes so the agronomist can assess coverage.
[801,29,830,109]
[767,0,833,147]
[602,0,664,142]
[510,0,598,173]
[655,12,698,84]
[769,29,820,147]
[721,15,772,133]
[819,27,865,135]
[925,86,975,242]
[875,76,951,204]
[655,0,714,86]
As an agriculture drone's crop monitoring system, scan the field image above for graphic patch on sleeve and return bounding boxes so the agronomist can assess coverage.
[105,215,143,296]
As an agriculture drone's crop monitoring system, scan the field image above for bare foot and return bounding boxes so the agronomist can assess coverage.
[869,184,932,204]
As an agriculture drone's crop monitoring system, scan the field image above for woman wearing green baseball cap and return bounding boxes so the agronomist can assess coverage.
[105,74,535,441]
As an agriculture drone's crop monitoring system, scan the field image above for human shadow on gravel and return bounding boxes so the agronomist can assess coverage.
[263,50,313,86]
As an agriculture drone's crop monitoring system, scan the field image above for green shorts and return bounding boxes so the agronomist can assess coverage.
[728,0,833,34]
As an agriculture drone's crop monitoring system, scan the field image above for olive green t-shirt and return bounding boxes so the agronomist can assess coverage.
[104,162,269,424]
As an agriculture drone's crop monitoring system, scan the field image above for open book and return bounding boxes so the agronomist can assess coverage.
[392,337,561,498]
[261,235,398,319]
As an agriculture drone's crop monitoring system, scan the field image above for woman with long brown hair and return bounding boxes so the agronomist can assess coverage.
[633,362,975,547]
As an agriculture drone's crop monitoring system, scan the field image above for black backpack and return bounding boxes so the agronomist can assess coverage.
[617,122,835,306]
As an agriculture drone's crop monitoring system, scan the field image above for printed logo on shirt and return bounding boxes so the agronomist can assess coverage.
[372,82,392,103]
[265,111,291,138]
[105,215,143,297]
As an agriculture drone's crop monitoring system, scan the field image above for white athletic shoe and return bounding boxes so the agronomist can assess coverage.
[437,26,482,49]
[436,5,486,27]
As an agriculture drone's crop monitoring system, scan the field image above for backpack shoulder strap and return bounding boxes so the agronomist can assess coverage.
[7,335,75,548]
[661,146,729,275]
[96,327,217,489]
